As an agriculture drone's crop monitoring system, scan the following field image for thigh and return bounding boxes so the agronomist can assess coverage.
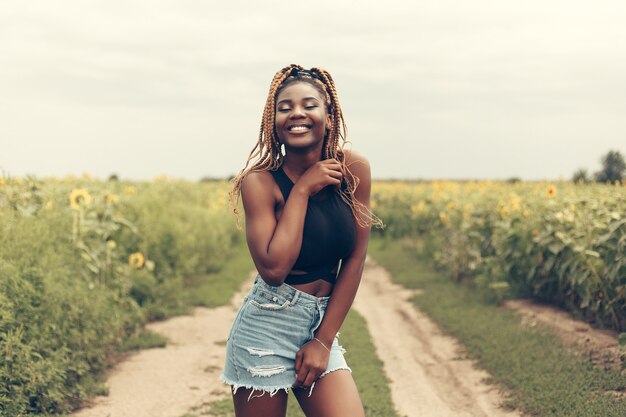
[293,370,365,417]
[233,387,288,417]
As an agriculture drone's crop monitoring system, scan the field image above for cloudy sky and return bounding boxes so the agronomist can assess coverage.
[1,0,625,181]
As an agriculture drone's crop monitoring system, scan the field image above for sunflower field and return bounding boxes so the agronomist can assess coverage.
[370,180,626,332]
[1,174,624,415]
[0,175,239,415]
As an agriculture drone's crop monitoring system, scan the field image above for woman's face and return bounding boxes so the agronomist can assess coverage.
[274,82,330,152]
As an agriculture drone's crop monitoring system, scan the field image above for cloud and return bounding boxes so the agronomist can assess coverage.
[0,0,625,180]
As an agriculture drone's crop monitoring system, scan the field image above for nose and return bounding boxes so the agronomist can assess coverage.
[289,105,306,118]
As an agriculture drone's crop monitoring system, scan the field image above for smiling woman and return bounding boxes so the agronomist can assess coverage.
[221,65,384,417]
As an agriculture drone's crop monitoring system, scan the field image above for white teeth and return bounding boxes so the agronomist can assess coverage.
[290,125,309,131]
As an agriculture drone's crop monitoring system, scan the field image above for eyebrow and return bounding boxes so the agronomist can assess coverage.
[276,96,321,106]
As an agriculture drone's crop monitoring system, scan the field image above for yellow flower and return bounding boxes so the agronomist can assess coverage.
[439,211,449,225]
[522,210,530,218]
[410,201,426,215]
[105,193,120,205]
[128,252,145,269]
[531,229,540,237]
[69,188,92,209]
[124,186,137,195]
[45,201,54,209]
[0,177,5,188]
[370,200,377,210]
[107,240,117,251]
[546,185,556,198]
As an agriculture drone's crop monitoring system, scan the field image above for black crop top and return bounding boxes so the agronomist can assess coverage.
[270,164,356,285]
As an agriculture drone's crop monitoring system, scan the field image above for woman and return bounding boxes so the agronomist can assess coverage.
[221,64,383,417]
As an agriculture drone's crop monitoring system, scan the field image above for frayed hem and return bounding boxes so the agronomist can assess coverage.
[319,366,352,380]
[306,367,352,397]
[219,374,291,402]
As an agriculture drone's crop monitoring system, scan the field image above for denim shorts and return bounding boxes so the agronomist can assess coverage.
[220,274,351,400]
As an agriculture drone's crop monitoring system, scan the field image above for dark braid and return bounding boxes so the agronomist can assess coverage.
[229,64,384,230]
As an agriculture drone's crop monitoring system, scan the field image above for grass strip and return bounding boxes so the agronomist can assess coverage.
[369,237,626,417]
[184,237,254,308]
[201,309,401,417]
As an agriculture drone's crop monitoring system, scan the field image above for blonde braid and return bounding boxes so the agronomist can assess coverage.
[229,64,384,230]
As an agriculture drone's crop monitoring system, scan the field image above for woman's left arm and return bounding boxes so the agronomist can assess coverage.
[293,150,372,389]
[313,150,371,346]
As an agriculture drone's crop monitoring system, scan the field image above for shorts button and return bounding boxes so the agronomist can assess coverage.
[272,296,278,302]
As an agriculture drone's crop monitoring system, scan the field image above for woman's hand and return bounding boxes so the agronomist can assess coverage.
[293,159,343,197]
[293,338,331,390]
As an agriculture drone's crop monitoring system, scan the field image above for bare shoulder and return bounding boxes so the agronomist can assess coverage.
[343,149,371,180]
[240,169,275,195]
[240,169,278,212]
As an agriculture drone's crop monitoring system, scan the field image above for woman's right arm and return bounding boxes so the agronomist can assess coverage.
[241,171,309,285]
[240,160,342,286]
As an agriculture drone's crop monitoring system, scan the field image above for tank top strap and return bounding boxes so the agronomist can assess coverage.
[269,165,293,201]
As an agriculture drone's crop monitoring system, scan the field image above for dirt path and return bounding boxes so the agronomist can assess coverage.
[73,261,527,417]
[353,257,521,417]
[71,271,256,417]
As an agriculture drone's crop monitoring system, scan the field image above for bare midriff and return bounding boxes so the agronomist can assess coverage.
[287,265,338,297]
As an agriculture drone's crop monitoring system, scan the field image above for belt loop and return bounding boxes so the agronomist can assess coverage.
[290,290,300,306]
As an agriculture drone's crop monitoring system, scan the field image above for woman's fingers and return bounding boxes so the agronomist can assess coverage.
[294,360,308,387]
[302,370,320,389]
[295,350,303,373]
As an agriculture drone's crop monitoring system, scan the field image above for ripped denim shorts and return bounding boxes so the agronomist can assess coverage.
[220,274,351,401]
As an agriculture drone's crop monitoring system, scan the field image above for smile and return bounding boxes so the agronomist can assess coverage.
[287,124,312,132]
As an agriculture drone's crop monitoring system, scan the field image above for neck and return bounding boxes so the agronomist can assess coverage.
[282,144,325,177]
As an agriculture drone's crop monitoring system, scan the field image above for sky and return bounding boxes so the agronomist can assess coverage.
[1,0,625,181]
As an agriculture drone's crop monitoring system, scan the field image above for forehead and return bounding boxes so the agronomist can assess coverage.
[276,82,325,104]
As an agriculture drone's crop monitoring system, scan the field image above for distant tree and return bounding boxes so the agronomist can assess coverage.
[572,168,589,183]
[108,173,119,181]
[594,150,625,183]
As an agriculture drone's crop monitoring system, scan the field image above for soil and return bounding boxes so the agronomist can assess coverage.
[503,299,623,371]
[352,257,521,417]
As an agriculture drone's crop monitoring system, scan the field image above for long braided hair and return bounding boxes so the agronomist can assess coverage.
[229,64,384,230]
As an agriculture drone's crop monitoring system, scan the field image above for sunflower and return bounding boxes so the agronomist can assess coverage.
[105,193,120,205]
[69,188,92,210]
[128,252,145,269]
[124,186,137,195]
[546,185,556,198]
[410,201,426,215]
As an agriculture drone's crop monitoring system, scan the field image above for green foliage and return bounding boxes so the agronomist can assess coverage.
[370,180,626,331]
[572,168,590,183]
[0,176,240,415]
[595,150,626,183]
